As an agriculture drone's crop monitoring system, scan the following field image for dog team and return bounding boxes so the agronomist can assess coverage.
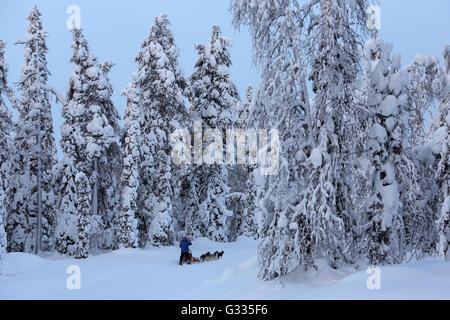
[179,236,224,265]
[199,251,224,262]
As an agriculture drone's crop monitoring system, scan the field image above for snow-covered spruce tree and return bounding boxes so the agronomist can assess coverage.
[0,39,14,273]
[56,28,120,255]
[188,25,239,242]
[134,15,188,246]
[8,6,57,253]
[75,172,91,259]
[148,150,176,246]
[117,74,140,249]
[435,45,450,260]
[55,28,86,255]
[189,25,239,130]
[92,61,122,251]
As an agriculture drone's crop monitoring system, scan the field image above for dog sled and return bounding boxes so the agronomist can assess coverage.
[179,250,224,265]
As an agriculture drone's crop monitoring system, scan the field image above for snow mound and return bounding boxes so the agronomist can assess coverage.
[2,252,48,276]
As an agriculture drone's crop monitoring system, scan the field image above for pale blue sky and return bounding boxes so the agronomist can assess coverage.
[1,0,449,157]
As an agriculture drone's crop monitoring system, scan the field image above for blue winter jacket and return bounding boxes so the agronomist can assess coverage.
[180,238,192,253]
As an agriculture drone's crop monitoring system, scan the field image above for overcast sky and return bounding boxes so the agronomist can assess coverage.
[1,0,449,157]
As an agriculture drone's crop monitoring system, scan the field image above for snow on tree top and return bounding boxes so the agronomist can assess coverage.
[86,66,99,79]
[413,54,440,68]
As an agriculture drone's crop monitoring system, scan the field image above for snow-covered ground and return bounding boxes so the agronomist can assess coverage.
[1,236,449,300]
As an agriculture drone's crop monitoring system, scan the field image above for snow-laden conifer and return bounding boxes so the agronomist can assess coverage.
[134,15,188,246]
[117,74,140,249]
[56,28,120,254]
[187,25,239,242]
[8,6,57,253]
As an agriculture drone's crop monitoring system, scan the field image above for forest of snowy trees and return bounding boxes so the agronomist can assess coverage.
[0,2,448,280]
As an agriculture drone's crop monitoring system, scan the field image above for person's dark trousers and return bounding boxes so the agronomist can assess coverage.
[179,252,190,265]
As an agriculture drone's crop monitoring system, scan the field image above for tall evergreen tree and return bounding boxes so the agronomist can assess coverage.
[96,61,122,251]
[187,25,239,242]
[117,74,140,249]
[189,25,239,129]
[8,6,57,253]
[56,28,120,255]
[134,15,188,247]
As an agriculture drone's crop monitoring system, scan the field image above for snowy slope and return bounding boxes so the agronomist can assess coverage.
[0,237,449,300]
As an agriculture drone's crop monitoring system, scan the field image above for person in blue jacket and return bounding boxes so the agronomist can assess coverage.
[179,236,192,265]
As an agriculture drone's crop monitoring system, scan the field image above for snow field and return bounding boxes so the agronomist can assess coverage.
[1,237,449,300]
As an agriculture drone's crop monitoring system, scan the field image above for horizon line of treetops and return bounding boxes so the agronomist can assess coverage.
[0,1,449,282]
